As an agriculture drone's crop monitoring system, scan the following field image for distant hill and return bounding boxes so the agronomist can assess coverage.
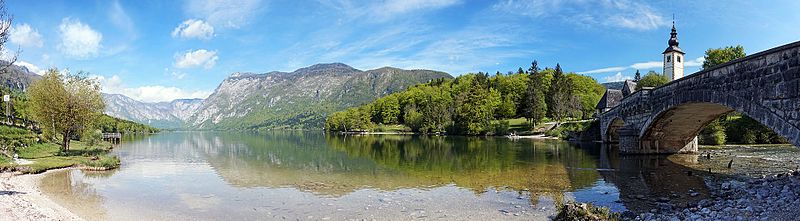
[188,63,452,130]
[602,81,625,90]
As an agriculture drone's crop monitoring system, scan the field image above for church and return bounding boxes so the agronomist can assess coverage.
[595,21,685,115]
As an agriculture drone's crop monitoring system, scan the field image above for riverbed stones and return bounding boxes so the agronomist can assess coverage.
[629,171,800,220]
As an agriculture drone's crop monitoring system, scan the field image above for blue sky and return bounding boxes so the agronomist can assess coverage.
[6,0,800,102]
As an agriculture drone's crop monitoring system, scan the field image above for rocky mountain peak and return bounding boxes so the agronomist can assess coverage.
[294,63,360,75]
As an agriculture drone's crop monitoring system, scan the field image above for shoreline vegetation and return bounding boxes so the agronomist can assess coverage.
[0,69,158,174]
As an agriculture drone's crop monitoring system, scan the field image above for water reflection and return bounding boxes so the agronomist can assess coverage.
[41,132,716,220]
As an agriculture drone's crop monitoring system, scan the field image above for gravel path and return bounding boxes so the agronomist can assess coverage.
[0,169,84,221]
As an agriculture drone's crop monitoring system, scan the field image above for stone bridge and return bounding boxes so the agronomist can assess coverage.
[600,41,800,154]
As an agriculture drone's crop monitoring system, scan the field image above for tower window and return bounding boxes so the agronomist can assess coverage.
[666,56,671,62]
[677,56,681,62]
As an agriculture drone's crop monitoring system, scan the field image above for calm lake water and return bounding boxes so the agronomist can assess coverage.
[40,132,715,220]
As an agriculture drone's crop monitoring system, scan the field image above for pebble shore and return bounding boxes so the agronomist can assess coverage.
[629,171,800,221]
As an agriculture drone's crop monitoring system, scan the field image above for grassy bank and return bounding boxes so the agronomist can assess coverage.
[0,140,120,174]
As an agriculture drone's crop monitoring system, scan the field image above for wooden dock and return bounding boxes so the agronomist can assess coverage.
[102,133,122,144]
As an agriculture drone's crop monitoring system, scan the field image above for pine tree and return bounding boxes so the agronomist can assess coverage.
[634,70,641,82]
[521,60,546,127]
[548,63,569,123]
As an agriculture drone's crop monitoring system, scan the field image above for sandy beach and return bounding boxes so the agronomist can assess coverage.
[0,168,83,221]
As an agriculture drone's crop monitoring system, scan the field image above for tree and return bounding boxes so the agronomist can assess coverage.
[28,69,105,151]
[0,0,16,69]
[522,60,547,126]
[635,71,669,89]
[453,77,498,135]
[547,64,570,122]
[565,73,604,119]
[633,70,641,82]
[703,45,745,69]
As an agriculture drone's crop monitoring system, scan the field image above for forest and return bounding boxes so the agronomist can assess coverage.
[325,61,606,135]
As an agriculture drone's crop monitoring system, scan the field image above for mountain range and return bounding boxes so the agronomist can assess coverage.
[105,63,451,129]
[0,60,41,91]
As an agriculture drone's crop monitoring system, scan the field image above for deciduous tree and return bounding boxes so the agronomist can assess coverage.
[28,69,105,151]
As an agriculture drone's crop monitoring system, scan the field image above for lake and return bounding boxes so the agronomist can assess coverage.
[39,132,714,220]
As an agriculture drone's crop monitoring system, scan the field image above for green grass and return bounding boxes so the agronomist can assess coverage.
[371,124,412,133]
[2,140,118,174]
[545,121,596,139]
[494,117,554,135]
[81,155,121,168]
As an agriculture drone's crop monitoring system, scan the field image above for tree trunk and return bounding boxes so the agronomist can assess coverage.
[61,131,71,151]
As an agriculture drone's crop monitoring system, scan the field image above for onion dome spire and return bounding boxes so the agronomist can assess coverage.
[663,20,684,54]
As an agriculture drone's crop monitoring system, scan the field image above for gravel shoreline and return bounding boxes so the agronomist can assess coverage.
[0,168,84,221]
[629,171,800,221]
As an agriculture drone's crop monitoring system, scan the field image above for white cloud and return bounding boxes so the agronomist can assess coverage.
[579,66,626,74]
[15,61,46,75]
[320,0,461,22]
[171,71,187,80]
[58,18,103,58]
[174,49,218,69]
[185,0,262,28]
[109,0,135,36]
[493,0,667,30]
[629,61,662,70]
[580,57,705,75]
[95,75,211,102]
[603,72,632,83]
[172,19,215,40]
[685,56,705,67]
[10,23,43,48]
[379,0,461,17]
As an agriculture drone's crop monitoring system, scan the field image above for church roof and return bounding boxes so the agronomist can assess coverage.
[622,80,637,96]
[596,89,623,110]
[663,22,685,54]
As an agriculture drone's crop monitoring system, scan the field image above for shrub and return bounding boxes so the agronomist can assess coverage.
[492,120,510,135]
[554,202,620,221]
[82,129,102,146]
[699,119,726,145]
[82,155,120,169]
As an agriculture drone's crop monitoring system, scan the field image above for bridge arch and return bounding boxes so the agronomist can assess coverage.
[638,92,797,152]
[605,117,625,143]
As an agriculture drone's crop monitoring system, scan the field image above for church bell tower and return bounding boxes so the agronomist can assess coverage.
[663,21,685,81]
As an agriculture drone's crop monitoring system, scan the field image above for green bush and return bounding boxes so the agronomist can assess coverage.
[404,107,424,132]
[699,119,726,145]
[741,129,757,144]
[554,202,620,221]
[492,120,510,135]
[82,155,120,168]
[82,129,102,146]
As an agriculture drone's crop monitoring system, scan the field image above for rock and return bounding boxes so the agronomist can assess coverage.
[690,192,700,197]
